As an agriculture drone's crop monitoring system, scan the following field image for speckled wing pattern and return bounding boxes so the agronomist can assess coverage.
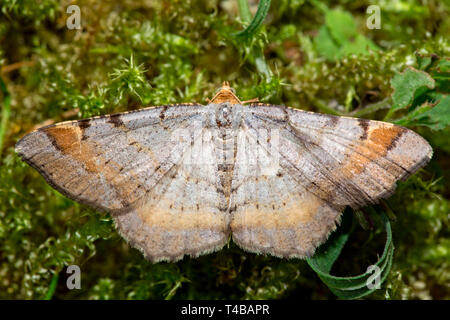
[230,104,432,258]
[16,102,432,262]
[16,104,231,262]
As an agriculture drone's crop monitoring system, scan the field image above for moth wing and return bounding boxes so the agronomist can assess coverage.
[246,104,432,208]
[115,121,232,262]
[16,104,230,262]
[230,104,432,258]
[16,104,203,212]
[229,119,343,258]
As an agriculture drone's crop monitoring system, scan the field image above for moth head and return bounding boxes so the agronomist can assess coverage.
[217,81,236,94]
[209,81,241,105]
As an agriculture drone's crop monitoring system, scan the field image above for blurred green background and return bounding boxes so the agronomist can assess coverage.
[0,0,448,299]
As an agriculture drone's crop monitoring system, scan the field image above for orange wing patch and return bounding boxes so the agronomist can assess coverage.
[43,125,100,173]
[343,123,405,176]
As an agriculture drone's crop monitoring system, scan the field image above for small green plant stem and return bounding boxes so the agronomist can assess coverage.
[305,91,342,115]
[236,0,273,80]
[43,273,59,300]
[350,98,392,117]
[237,0,252,22]
[0,77,11,159]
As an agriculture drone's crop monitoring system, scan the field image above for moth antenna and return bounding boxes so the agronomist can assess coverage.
[241,98,259,104]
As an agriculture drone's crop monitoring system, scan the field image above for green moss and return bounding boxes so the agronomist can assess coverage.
[0,0,448,299]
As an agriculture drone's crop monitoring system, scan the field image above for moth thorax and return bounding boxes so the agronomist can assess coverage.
[215,103,233,128]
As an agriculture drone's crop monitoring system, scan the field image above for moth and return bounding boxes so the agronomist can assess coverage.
[16,82,433,262]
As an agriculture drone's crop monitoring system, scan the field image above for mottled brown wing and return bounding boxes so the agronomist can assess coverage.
[16,104,203,212]
[230,104,432,258]
[16,104,230,262]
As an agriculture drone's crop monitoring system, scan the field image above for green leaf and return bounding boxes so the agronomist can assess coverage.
[417,55,433,70]
[388,55,449,127]
[391,67,435,112]
[435,58,450,73]
[421,95,450,130]
[325,9,357,45]
[430,58,450,93]
[340,34,379,57]
[307,210,353,274]
[415,51,438,71]
[233,0,272,40]
[313,7,379,61]
[233,0,273,80]
[314,26,340,61]
[307,211,394,299]
[396,95,450,130]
